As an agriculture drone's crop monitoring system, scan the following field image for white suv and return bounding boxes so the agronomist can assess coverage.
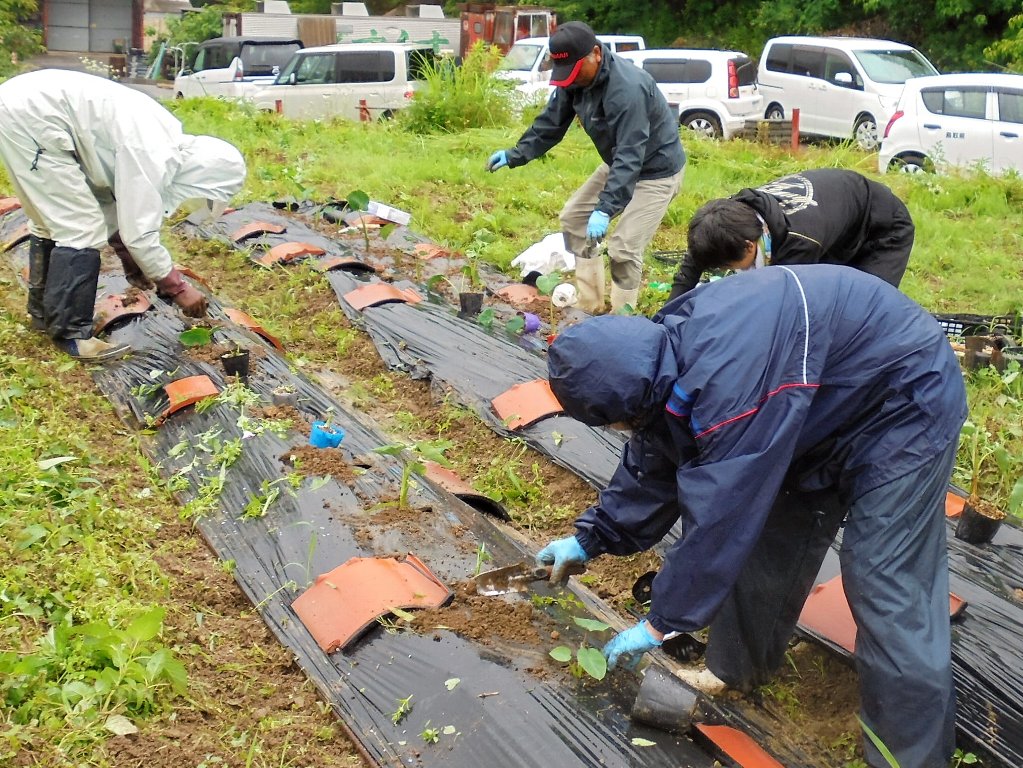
[757,36,938,149]
[619,49,761,139]
[879,72,1023,174]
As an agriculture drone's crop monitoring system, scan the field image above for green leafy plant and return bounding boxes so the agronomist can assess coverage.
[952,748,980,766]
[549,616,612,681]
[178,326,214,347]
[420,722,441,744]
[472,543,493,577]
[346,190,372,252]
[373,438,453,509]
[535,270,563,333]
[856,716,899,768]
[390,694,413,725]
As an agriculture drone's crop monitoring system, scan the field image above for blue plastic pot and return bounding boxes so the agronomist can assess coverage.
[310,421,345,448]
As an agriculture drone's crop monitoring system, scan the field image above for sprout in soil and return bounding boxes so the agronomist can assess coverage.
[549,616,611,680]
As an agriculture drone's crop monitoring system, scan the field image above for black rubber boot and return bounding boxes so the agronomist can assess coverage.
[43,246,101,340]
[27,235,55,331]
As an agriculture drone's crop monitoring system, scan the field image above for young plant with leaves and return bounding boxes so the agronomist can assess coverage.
[373,438,454,509]
[549,616,612,681]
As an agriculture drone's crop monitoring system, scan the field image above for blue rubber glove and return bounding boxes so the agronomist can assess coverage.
[603,621,663,670]
[586,210,610,240]
[535,536,589,584]
[487,150,509,172]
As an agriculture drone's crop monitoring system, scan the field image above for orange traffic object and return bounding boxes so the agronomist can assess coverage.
[799,575,968,654]
[223,307,285,351]
[495,284,544,308]
[155,375,219,427]
[945,491,966,518]
[343,283,422,311]
[93,292,152,334]
[4,222,30,251]
[231,221,287,242]
[491,379,563,430]
[292,554,452,653]
[695,724,784,768]
[0,197,22,215]
[257,241,326,267]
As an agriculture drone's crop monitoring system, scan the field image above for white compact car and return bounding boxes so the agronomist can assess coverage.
[619,48,761,139]
[174,37,303,100]
[757,36,938,150]
[879,72,1023,175]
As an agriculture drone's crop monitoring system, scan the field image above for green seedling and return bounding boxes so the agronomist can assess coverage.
[549,616,611,680]
[857,716,900,768]
[535,270,563,332]
[373,438,453,509]
[472,543,493,577]
[420,722,441,744]
[346,189,372,252]
[390,694,413,725]
[179,326,214,347]
[952,748,980,766]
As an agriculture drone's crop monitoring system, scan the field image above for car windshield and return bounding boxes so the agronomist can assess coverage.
[275,54,302,84]
[852,49,938,84]
[241,42,302,76]
[500,44,545,72]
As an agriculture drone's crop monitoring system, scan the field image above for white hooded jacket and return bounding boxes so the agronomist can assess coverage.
[0,69,246,280]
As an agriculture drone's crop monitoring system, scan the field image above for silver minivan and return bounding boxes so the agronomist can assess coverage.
[252,43,436,120]
[757,36,938,149]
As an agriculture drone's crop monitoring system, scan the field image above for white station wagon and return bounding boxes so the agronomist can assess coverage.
[879,72,1023,174]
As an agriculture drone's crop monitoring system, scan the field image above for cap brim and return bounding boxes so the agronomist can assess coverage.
[550,58,585,87]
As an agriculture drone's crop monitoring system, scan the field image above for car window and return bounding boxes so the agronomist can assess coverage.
[765,43,792,73]
[499,43,544,72]
[190,48,206,72]
[615,42,642,53]
[732,56,756,87]
[294,54,338,85]
[240,43,302,77]
[203,44,235,71]
[643,60,687,83]
[997,89,1023,124]
[824,50,862,90]
[852,49,938,84]
[406,49,437,81]
[921,87,987,119]
[336,51,395,83]
[791,46,824,79]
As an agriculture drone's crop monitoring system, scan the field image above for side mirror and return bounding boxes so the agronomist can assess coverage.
[288,71,297,86]
[834,71,853,85]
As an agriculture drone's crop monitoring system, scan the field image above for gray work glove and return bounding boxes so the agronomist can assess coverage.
[157,268,208,318]
[108,232,154,290]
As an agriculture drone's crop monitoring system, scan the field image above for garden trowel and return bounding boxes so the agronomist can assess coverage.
[475,562,586,596]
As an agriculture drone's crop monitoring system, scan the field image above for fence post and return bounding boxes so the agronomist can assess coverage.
[359,99,370,122]
[791,108,800,150]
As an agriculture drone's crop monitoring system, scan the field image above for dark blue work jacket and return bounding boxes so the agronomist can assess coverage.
[548,265,966,634]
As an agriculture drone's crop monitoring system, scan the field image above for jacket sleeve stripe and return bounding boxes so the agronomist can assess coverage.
[694,382,820,439]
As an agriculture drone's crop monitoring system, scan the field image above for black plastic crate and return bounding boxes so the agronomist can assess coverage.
[933,313,1022,340]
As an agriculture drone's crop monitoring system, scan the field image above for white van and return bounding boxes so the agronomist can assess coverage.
[619,49,761,139]
[757,36,939,149]
[251,43,436,120]
[497,34,645,98]
[174,37,303,100]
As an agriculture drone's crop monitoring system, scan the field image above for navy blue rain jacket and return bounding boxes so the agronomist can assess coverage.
[548,265,966,635]
[505,47,686,217]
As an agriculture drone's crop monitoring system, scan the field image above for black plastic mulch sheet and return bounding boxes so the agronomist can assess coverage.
[184,203,1023,766]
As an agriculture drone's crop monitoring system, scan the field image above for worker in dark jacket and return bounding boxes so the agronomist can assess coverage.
[666,169,914,301]
[487,21,686,314]
[539,265,965,768]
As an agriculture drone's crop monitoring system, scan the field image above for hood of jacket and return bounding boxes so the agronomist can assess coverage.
[547,315,679,426]
[164,135,247,215]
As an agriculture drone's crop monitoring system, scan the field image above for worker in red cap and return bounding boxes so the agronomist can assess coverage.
[487,21,685,314]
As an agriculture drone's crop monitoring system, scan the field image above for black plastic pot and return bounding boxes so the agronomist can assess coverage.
[954,502,1003,545]
[458,292,484,318]
[220,349,250,384]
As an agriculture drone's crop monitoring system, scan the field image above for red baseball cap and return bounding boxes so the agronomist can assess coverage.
[549,22,598,88]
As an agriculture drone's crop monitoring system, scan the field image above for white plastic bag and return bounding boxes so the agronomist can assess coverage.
[510,233,575,277]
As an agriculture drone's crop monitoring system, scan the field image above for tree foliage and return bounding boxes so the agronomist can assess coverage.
[0,0,43,77]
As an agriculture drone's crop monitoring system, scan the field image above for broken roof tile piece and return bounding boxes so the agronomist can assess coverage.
[223,308,285,351]
[799,575,968,654]
[231,221,287,242]
[349,214,388,228]
[93,292,152,334]
[413,243,449,260]
[496,283,544,308]
[4,222,30,251]
[312,256,376,274]
[946,491,966,518]
[491,379,563,430]
[156,375,219,426]
[0,197,22,215]
[257,242,326,267]
[292,554,452,653]
[695,725,784,768]
[344,283,423,311]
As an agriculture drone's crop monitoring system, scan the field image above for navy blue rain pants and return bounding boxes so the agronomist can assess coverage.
[705,442,957,768]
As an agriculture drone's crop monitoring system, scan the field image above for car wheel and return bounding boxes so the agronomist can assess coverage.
[891,153,932,174]
[681,111,722,138]
[765,104,784,120]
[175,92,184,99]
[853,114,879,151]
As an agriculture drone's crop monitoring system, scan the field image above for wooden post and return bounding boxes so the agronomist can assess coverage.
[359,99,370,122]
[275,99,283,115]
[791,108,800,150]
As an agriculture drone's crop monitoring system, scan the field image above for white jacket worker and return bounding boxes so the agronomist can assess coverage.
[0,69,247,361]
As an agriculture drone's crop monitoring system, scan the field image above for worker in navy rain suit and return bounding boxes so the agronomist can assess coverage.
[538,265,966,768]
[666,169,915,301]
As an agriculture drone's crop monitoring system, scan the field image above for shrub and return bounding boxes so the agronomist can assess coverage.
[400,42,515,134]
[0,0,43,77]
